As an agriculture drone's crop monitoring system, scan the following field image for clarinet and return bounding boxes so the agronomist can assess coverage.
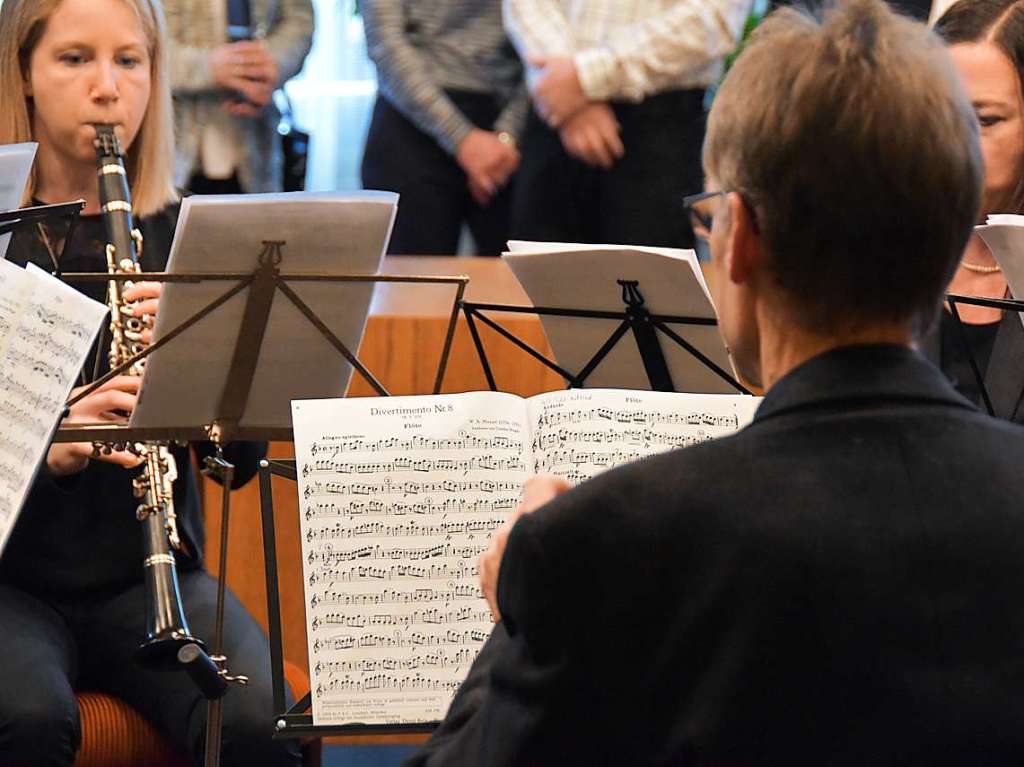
[94,124,206,669]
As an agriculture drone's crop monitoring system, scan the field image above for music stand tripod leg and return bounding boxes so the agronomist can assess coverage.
[192,447,250,767]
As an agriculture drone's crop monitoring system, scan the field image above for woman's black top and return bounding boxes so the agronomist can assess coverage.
[938,311,1000,406]
[0,205,265,597]
[922,308,1024,424]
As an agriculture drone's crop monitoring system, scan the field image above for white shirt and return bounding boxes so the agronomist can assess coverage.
[503,0,753,101]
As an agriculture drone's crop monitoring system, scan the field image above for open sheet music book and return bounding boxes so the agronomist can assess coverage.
[502,241,736,392]
[0,260,107,556]
[291,388,761,727]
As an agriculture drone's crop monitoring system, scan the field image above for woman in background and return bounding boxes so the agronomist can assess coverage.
[0,0,300,763]
[928,0,1024,421]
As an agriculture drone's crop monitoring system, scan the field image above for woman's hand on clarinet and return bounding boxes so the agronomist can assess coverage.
[123,281,161,344]
[47,376,144,476]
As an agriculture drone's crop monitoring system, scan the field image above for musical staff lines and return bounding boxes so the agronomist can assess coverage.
[527,393,757,485]
[301,454,525,477]
[534,405,741,429]
[0,260,106,555]
[292,393,531,726]
[302,478,519,500]
[308,434,523,455]
[306,515,506,541]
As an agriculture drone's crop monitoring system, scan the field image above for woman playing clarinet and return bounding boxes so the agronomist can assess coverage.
[0,0,301,764]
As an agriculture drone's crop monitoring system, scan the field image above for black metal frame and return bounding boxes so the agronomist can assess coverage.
[258,458,437,739]
[0,201,85,261]
[461,278,750,394]
[945,292,1024,418]
[53,249,468,444]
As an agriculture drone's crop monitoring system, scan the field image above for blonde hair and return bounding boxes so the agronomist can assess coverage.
[704,0,983,337]
[0,0,177,217]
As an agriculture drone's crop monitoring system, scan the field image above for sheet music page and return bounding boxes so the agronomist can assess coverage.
[506,239,716,305]
[0,261,107,556]
[526,388,761,484]
[133,191,396,430]
[292,392,531,726]
[0,142,37,260]
[502,242,735,393]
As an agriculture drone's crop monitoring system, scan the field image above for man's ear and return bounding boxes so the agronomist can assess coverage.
[725,192,762,285]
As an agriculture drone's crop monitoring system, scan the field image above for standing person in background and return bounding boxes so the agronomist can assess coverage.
[503,0,750,249]
[360,0,527,256]
[164,0,313,194]
[920,0,1024,420]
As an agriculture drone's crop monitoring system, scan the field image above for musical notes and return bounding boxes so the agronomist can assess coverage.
[304,496,517,520]
[315,673,464,696]
[293,392,532,726]
[301,454,525,477]
[307,434,523,455]
[0,259,107,556]
[533,404,742,429]
[306,584,483,606]
[306,541,489,566]
[526,390,760,484]
[312,646,477,674]
[532,425,716,451]
[306,515,506,541]
[302,478,519,500]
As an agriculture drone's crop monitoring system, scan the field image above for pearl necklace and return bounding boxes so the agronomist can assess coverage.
[960,260,1002,274]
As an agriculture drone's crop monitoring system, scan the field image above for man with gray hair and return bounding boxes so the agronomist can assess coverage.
[405,0,1024,763]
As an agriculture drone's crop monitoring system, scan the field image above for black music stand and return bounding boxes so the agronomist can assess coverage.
[52,244,467,764]
[0,201,85,274]
[945,292,1024,419]
[462,278,749,394]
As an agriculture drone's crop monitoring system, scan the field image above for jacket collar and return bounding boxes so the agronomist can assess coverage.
[752,343,978,424]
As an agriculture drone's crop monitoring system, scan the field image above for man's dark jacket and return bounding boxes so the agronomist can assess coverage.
[407,344,1024,766]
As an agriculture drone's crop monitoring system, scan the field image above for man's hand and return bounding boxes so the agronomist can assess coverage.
[529,54,587,128]
[456,129,520,206]
[479,475,572,622]
[208,40,280,110]
[559,103,625,169]
[47,376,145,477]
[122,280,161,344]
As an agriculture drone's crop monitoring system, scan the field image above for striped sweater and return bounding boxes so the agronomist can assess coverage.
[362,0,528,156]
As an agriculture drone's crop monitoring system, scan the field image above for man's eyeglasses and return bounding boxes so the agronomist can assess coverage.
[682,190,726,241]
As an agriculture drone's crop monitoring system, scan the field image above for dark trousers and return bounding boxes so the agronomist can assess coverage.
[361,92,513,256]
[0,573,301,767]
[511,89,706,249]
